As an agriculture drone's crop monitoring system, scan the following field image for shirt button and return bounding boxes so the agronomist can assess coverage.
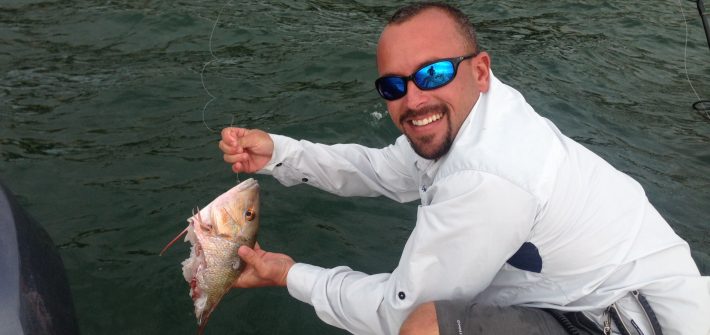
[302,177,308,182]
[398,291,405,300]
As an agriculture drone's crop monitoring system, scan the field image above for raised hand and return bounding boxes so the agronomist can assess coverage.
[219,127,274,173]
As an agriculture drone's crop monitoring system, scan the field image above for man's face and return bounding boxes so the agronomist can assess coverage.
[376,9,490,159]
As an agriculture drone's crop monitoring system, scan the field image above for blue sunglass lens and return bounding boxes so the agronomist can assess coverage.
[375,58,462,100]
[413,60,455,90]
[377,77,407,100]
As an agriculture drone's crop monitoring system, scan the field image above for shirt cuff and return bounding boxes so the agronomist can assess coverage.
[258,134,300,174]
[286,263,327,305]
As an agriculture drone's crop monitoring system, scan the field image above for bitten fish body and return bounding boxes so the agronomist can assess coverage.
[163,178,260,334]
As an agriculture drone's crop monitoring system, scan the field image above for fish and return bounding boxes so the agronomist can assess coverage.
[161,178,260,334]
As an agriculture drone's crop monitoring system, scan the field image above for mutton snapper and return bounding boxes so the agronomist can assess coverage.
[161,178,260,334]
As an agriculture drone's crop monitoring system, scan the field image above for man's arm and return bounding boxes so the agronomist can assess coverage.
[220,127,420,202]
[284,171,538,334]
[260,134,421,202]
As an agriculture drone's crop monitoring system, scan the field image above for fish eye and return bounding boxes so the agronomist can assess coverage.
[245,208,256,221]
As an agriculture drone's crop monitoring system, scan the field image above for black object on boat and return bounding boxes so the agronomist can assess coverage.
[0,180,79,335]
[687,0,710,119]
[695,0,710,52]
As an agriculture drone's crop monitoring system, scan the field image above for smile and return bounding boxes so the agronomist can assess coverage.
[411,113,443,126]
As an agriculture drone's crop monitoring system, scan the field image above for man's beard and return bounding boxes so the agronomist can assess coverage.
[401,104,454,160]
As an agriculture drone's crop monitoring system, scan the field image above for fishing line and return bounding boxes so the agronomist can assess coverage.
[678,0,710,119]
[231,115,241,183]
[200,0,234,132]
[199,1,242,183]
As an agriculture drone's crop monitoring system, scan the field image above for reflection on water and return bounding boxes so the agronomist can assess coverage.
[1,1,709,334]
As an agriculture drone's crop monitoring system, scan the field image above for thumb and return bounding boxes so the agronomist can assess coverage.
[237,130,260,149]
[238,129,273,152]
[238,245,257,263]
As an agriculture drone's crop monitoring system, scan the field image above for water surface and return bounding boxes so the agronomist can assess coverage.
[1,1,709,334]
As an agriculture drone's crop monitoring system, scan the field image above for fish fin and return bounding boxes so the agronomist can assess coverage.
[197,307,214,335]
[160,226,189,256]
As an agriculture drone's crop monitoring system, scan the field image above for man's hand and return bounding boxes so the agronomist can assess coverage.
[219,127,274,173]
[233,244,294,288]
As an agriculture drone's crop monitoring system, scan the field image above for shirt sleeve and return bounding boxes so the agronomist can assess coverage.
[286,170,539,335]
[258,134,420,203]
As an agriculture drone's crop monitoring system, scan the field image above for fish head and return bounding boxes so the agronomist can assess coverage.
[181,178,260,333]
[190,178,260,245]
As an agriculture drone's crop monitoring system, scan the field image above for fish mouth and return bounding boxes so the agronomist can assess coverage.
[232,178,258,192]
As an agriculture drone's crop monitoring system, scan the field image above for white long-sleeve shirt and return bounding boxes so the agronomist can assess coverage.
[257,73,710,335]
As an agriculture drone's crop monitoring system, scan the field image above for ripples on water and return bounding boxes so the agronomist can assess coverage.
[1,1,709,334]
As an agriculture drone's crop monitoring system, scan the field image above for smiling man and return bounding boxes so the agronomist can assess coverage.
[219,3,710,335]
[375,6,488,160]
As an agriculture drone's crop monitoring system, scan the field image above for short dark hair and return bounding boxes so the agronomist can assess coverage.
[388,2,479,53]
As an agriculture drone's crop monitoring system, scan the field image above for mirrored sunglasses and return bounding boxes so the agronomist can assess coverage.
[375,53,477,101]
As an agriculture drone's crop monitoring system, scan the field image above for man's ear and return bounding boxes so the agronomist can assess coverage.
[472,51,491,93]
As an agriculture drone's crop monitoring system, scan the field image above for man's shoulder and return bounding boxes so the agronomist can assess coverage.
[437,92,569,200]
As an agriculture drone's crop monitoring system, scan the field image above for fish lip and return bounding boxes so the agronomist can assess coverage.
[233,178,259,192]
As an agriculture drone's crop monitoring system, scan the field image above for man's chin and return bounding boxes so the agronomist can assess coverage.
[409,136,452,160]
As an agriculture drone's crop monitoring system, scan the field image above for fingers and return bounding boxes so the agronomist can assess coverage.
[220,127,236,148]
[235,128,264,149]
[219,127,273,173]
[219,127,245,154]
[237,245,270,284]
[237,245,268,268]
[235,245,293,288]
[220,127,249,171]
[219,139,242,155]
[230,158,258,174]
[223,152,250,165]
[219,127,257,158]
[220,127,247,145]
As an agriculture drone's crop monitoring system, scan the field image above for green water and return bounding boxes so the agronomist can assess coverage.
[1,1,709,334]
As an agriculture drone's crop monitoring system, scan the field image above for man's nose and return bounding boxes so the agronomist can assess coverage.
[404,81,428,110]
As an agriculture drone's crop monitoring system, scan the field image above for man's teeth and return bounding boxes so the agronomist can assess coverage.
[411,113,443,126]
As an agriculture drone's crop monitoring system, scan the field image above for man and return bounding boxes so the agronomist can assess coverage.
[219,3,710,335]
